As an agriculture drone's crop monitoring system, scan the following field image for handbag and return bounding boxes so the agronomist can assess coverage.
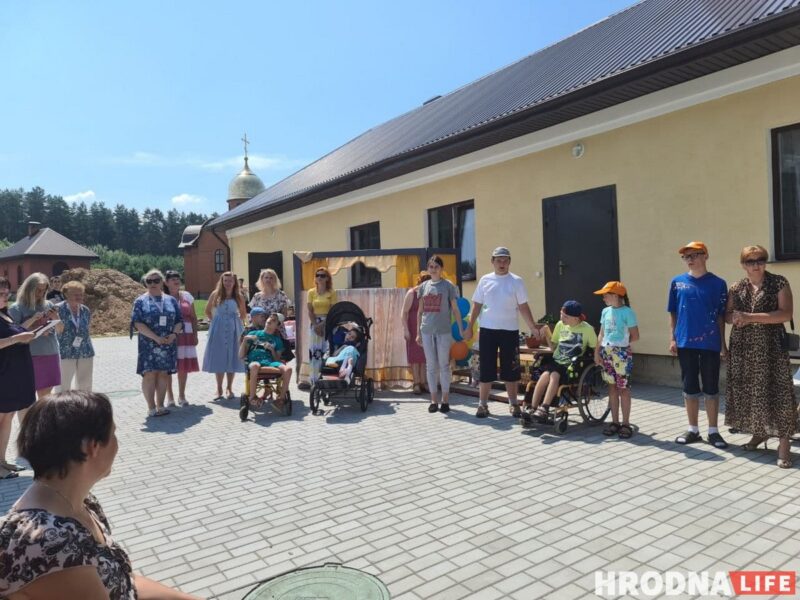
[781,319,800,352]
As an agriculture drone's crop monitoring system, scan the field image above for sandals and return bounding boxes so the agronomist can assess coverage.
[777,455,793,469]
[475,405,490,418]
[742,436,768,451]
[675,430,703,444]
[618,424,633,439]
[603,422,621,436]
[707,432,728,449]
[533,405,549,424]
[509,404,522,418]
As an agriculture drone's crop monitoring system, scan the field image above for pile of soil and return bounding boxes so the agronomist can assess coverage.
[60,268,144,336]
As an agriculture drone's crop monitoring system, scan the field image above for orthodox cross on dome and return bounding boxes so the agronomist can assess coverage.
[241,132,250,161]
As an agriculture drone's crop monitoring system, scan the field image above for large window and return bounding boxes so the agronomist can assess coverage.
[774,123,800,260]
[214,249,225,273]
[350,221,382,288]
[428,200,476,280]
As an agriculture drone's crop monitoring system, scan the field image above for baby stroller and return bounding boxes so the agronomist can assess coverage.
[309,301,374,414]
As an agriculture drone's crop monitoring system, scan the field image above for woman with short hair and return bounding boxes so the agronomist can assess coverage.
[202,271,247,400]
[725,245,796,468]
[9,273,63,402]
[0,276,36,480]
[130,269,181,418]
[0,391,202,599]
[56,280,95,391]
[250,268,293,336]
[46,276,64,304]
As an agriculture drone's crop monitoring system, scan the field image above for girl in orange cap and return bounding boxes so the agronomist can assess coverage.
[594,281,639,438]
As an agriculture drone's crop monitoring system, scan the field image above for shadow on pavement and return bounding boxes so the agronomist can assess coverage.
[140,404,213,433]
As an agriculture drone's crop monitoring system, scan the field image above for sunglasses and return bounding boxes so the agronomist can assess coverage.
[145,278,162,285]
[681,252,705,261]
[315,273,329,278]
[743,258,767,267]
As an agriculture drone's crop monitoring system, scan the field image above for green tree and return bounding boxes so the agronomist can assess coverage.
[71,202,91,246]
[0,189,25,241]
[44,195,73,239]
[89,202,115,247]
[24,187,47,225]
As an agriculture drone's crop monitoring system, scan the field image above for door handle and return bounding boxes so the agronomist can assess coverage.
[558,260,567,276]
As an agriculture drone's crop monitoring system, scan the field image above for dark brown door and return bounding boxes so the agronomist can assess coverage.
[542,185,619,328]
[248,251,283,298]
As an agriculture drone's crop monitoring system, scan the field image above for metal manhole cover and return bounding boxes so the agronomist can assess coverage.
[241,563,390,599]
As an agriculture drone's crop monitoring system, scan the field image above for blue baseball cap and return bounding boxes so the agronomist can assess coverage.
[561,300,584,319]
[250,307,267,316]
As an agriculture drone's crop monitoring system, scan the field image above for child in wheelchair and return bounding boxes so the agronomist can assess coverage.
[239,308,292,410]
[523,300,597,424]
[322,327,362,384]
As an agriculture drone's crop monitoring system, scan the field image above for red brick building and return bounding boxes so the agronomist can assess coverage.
[181,156,265,298]
[0,223,98,291]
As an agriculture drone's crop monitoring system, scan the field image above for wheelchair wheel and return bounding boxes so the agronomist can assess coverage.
[358,381,368,412]
[555,416,568,435]
[577,364,611,423]
[367,378,374,403]
[309,385,320,415]
[239,394,250,422]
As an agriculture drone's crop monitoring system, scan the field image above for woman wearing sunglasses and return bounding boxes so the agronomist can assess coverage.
[130,269,182,418]
[307,268,337,384]
[725,245,796,468]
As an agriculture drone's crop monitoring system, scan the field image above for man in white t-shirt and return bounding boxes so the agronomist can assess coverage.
[464,247,537,418]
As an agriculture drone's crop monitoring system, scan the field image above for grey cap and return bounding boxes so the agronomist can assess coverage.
[491,246,511,258]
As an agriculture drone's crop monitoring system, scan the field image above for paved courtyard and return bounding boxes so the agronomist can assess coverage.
[2,332,800,599]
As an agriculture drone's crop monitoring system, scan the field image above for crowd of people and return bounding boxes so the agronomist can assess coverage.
[0,240,798,598]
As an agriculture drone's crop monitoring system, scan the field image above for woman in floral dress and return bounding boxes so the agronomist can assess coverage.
[250,268,293,337]
[130,269,182,418]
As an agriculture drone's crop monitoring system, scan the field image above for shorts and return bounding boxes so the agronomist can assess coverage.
[252,360,283,369]
[677,347,720,397]
[478,328,520,383]
[599,345,633,389]
[540,361,569,380]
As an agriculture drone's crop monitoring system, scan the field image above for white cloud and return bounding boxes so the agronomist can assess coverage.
[200,154,307,172]
[171,193,205,205]
[106,152,306,173]
[64,190,96,203]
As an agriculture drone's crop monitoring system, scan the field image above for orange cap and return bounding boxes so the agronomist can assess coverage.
[594,281,627,296]
[678,241,708,255]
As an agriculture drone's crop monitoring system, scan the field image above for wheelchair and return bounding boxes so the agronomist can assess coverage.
[239,336,294,422]
[521,351,610,434]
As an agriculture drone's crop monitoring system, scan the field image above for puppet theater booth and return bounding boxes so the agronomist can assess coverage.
[293,249,461,389]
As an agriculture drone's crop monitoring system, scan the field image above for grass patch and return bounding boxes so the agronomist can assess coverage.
[194,299,207,320]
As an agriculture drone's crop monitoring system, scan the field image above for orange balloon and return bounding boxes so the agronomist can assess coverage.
[450,340,469,361]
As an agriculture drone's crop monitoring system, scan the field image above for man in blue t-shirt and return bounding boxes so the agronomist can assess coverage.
[667,241,728,449]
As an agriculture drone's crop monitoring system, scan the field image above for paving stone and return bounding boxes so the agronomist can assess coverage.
[4,335,799,600]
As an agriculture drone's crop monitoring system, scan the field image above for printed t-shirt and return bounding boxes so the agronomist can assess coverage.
[599,306,638,347]
[551,320,597,365]
[471,272,529,331]
[246,330,284,365]
[308,288,338,316]
[418,279,459,335]
[667,272,727,351]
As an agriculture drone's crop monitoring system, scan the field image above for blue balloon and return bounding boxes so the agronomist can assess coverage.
[451,321,463,341]
[456,297,470,318]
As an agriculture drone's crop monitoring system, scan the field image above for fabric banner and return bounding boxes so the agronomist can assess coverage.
[298,288,412,389]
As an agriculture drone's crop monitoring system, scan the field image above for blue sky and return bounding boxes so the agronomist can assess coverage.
[0,0,634,214]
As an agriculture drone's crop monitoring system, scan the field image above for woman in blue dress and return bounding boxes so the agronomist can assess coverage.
[130,269,182,418]
[202,271,247,400]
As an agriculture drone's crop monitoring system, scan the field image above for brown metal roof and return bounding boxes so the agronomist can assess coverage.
[0,228,99,261]
[211,0,800,230]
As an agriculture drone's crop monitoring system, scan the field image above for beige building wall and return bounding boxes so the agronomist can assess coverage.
[229,74,800,357]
